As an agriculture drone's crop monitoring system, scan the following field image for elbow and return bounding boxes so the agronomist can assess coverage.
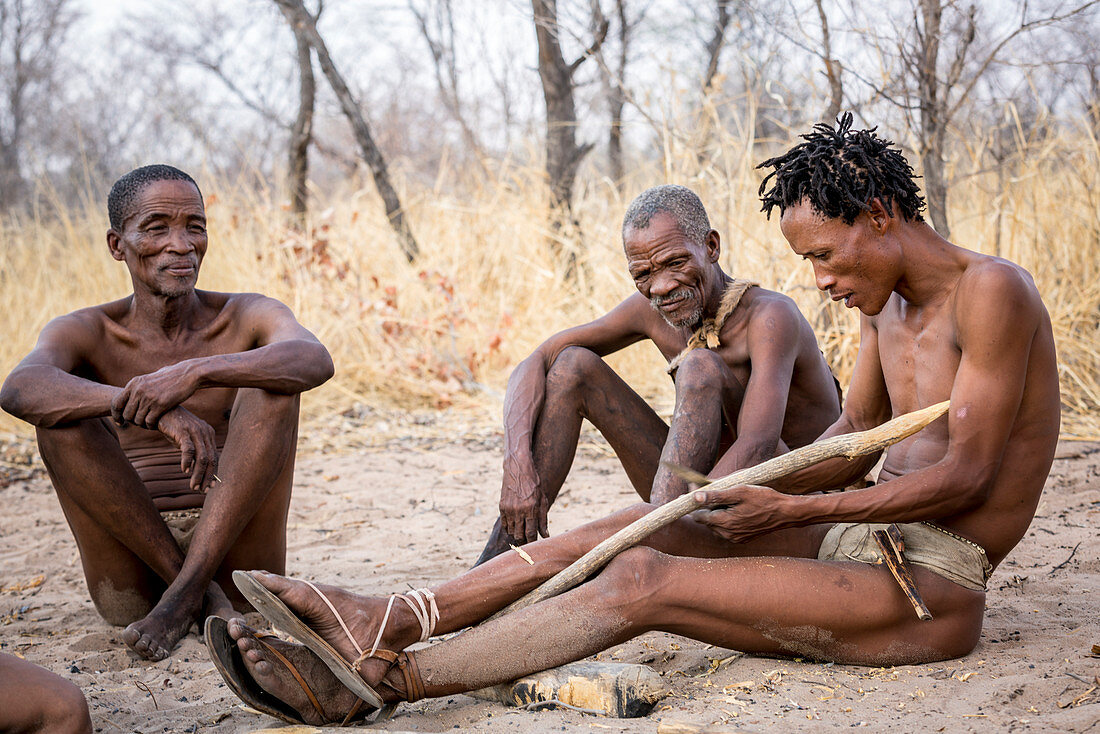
[0,374,31,423]
[944,456,997,513]
[311,344,335,388]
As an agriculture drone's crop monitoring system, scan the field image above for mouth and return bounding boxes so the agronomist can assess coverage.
[830,291,855,308]
[163,262,196,276]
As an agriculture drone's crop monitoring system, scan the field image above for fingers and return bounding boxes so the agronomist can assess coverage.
[190,425,218,492]
[110,387,129,425]
[179,435,196,476]
[538,501,550,539]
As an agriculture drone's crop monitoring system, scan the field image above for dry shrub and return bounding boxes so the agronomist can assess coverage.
[1,117,1096,442]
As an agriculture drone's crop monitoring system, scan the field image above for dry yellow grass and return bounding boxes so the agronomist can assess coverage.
[1,123,1097,443]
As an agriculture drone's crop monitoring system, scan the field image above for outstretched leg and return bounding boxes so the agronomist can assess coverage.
[398,548,986,698]
[476,347,668,564]
[243,501,831,693]
[229,547,985,718]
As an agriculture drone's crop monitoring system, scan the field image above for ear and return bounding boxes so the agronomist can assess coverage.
[867,198,894,233]
[106,229,125,261]
[704,229,721,263]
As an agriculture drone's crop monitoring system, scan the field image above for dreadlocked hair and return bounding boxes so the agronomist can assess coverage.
[756,112,925,224]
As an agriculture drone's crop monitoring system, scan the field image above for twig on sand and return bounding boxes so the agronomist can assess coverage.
[1049,542,1081,576]
[519,699,607,715]
[133,680,159,710]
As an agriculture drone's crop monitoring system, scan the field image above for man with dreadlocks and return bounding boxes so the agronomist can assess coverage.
[205,119,1059,725]
[473,183,842,565]
[1,165,334,661]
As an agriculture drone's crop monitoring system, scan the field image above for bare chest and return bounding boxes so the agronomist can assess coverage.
[877,303,960,416]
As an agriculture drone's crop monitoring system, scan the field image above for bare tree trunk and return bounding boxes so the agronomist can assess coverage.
[915,0,952,237]
[608,0,629,187]
[702,0,733,93]
[273,0,420,262]
[814,0,843,123]
[532,0,607,279]
[278,1,318,220]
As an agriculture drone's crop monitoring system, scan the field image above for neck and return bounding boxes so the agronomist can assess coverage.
[128,287,202,337]
[702,268,734,319]
[891,222,966,307]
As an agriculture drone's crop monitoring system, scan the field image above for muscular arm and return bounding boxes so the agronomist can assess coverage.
[767,312,891,494]
[697,265,1043,541]
[1,313,117,427]
[706,299,808,478]
[111,295,333,428]
[500,295,649,541]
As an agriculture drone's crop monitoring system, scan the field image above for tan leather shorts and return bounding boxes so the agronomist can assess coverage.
[818,522,992,591]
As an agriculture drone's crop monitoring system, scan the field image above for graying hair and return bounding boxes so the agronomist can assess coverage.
[621,185,711,246]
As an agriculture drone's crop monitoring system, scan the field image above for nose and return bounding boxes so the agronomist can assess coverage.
[650,271,677,297]
[165,226,194,254]
[813,265,836,292]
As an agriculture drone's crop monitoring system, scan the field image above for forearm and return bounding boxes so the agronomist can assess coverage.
[502,355,550,461]
[774,460,981,529]
[768,416,880,494]
[189,340,334,394]
[0,366,120,427]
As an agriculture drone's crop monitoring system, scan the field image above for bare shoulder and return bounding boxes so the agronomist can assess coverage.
[957,256,1043,308]
[198,291,299,325]
[952,256,1047,335]
[742,287,806,334]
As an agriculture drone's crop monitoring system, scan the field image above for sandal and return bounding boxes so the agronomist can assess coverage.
[233,570,437,710]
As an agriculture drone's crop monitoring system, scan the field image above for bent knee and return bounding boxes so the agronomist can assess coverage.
[597,546,670,615]
[40,680,92,734]
[673,349,729,393]
[546,347,607,392]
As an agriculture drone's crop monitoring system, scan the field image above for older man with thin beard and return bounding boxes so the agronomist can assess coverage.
[473,183,842,564]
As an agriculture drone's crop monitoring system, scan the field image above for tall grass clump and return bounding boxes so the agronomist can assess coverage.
[1,113,1097,442]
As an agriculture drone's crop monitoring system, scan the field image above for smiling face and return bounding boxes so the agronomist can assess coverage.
[779,198,902,316]
[624,211,720,328]
[107,179,208,298]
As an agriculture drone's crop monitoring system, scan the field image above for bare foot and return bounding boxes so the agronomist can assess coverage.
[249,571,421,686]
[121,592,198,661]
[228,619,371,724]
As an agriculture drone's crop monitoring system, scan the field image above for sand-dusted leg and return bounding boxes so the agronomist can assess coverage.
[37,417,190,627]
[122,388,298,659]
[246,501,830,691]
[650,348,746,503]
[378,548,987,700]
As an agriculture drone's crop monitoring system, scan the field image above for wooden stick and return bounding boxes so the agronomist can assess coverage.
[490,400,949,620]
[873,524,933,621]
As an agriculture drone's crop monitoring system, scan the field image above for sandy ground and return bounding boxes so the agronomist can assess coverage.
[1,429,1098,733]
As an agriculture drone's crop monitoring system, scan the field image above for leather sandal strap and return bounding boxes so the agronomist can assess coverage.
[339,697,365,727]
[254,637,327,723]
[396,650,426,702]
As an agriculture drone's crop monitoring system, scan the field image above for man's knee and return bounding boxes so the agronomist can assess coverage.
[597,546,669,613]
[673,349,729,395]
[546,346,607,393]
[40,679,92,734]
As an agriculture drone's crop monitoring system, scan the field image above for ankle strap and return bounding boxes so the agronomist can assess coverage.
[367,587,439,657]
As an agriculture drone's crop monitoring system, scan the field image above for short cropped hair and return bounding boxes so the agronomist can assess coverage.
[107,164,202,230]
[756,113,926,224]
[622,184,711,246]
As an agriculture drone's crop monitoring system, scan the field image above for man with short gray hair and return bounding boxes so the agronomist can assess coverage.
[475,184,842,564]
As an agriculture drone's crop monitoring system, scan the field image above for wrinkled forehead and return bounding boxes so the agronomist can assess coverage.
[623,211,695,256]
[128,179,205,220]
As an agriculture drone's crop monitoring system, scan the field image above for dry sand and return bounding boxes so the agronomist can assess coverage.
[1,429,1097,733]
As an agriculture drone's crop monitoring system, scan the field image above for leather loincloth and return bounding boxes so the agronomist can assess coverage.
[818,522,992,592]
